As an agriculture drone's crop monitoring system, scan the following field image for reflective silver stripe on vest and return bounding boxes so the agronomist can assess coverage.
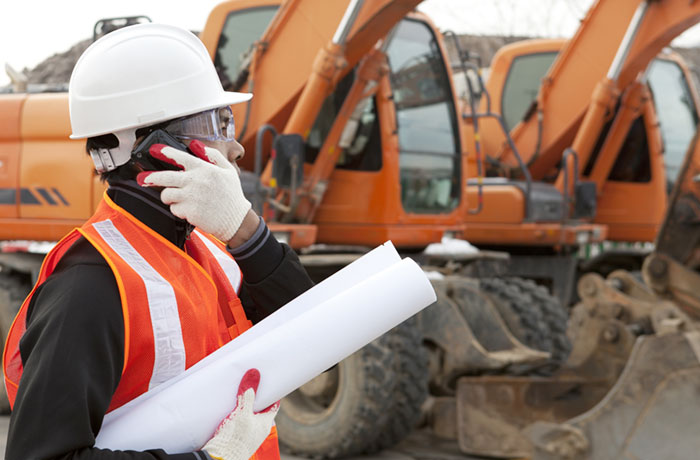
[92,219,186,390]
[193,230,242,292]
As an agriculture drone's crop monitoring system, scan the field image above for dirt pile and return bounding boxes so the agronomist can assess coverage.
[20,34,530,85]
[17,34,700,86]
[24,38,91,85]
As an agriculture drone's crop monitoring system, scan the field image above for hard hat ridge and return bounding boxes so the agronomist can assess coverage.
[69,22,252,140]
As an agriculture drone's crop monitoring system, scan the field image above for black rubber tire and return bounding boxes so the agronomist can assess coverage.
[277,330,396,458]
[0,271,32,414]
[506,277,571,367]
[480,277,550,352]
[480,277,570,374]
[365,318,429,453]
[276,320,428,458]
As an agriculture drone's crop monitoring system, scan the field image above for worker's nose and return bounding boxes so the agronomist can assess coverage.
[228,140,245,163]
[196,139,245,165]
[212,139,245,164]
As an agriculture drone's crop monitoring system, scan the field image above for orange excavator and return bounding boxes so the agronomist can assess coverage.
[456,38,700,304]
[461,0,700,303]
[1,0,700,458]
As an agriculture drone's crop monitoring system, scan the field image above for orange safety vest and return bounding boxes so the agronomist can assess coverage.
[3,193,280,459]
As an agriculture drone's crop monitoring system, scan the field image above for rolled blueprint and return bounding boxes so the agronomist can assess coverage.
[95,241,436,453]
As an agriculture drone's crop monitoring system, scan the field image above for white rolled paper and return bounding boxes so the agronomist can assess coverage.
[95,241,436,453]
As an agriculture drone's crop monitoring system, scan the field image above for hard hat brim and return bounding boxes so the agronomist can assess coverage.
[69,91,253,139]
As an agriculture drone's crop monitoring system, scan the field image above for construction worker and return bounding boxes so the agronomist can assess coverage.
[3,23,313,459]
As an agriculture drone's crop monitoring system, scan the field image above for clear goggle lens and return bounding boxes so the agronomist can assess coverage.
[165,106,235,142]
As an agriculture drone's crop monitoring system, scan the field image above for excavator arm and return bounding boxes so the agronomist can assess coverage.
[200,0,423,243]
[202,0,421,239]
[495,0,700,185]
[200,0,421,171]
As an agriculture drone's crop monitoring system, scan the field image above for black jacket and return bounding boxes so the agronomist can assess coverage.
[5,182,313,460]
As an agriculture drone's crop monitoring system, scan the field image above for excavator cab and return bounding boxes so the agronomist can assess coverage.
[307,15,465,248]
[481,39,699,230]
[433,33,699,309]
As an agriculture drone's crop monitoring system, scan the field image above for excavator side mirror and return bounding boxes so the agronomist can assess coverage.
[272,134,305,190]
[573,181,597,219]
[93,16,152,42]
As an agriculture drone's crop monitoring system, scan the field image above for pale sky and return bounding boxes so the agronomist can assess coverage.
[3,0,700,87]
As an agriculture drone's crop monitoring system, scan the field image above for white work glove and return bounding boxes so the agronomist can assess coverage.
[137,139,251,242]
[203,369,279,460]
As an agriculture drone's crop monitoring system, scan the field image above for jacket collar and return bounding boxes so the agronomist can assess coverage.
[106,179,193,248]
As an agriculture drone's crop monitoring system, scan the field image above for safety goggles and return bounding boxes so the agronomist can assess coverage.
[165,106,236,142]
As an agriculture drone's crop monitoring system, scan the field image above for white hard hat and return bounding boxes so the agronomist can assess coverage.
[69,23,252,139]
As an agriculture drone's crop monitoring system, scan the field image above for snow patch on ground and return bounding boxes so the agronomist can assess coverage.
[423,237,479,256]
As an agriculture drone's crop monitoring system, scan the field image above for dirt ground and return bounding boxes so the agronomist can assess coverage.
[0,416,7,457]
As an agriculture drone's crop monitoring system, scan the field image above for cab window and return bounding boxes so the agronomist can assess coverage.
[501,52,558,131]
[647,58,699,189]
[304,71,383,172]
[386,19,461,214]
[215,6,279,90]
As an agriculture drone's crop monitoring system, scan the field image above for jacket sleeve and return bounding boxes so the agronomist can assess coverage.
[5,253,202,460]
[229,218,314,324]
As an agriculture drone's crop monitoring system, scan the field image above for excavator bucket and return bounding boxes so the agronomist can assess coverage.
[419,277,550,383]
[454,133,700,459]
[457,277,700,460]
[525,332,700,460]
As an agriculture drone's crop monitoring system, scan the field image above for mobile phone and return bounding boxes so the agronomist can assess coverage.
[131,129,191,172]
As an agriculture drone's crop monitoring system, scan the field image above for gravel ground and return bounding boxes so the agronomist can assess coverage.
[0,416,7,457]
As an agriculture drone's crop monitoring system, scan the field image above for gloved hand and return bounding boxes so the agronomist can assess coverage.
[203,369,279,460]
[137,139,252,243]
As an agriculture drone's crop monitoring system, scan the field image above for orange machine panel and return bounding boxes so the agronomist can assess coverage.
[314,169,398,225]
[0,94,25,219]
[19,94,95,223]
[594,97,667,242]
[595,181,665,241]
[316,223,449,248]
[314,163,463,248]
[461,222,606,247]
[464,185,525,224]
